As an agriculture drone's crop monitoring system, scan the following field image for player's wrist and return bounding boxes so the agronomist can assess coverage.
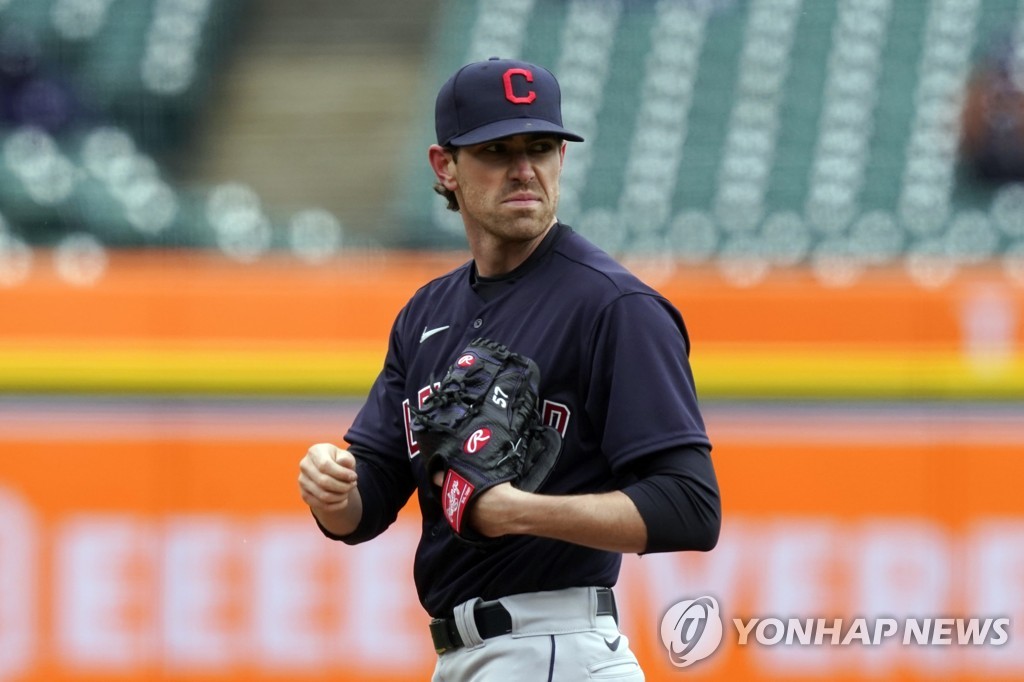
[311,487,363,537]
[469,482,532,536]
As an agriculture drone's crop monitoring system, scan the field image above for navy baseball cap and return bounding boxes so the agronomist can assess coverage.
[435,57,584,147]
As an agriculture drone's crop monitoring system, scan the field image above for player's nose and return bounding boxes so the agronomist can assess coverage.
[507,152,536,182]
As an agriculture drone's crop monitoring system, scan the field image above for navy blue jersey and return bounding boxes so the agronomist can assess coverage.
[340,223,711,617]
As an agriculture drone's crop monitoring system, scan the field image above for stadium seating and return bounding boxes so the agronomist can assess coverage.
[0,0,263,251]
[2,0,1023,275]
[400,0,1024,275]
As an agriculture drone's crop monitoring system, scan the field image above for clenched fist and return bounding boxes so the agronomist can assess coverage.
[298,443,362,535]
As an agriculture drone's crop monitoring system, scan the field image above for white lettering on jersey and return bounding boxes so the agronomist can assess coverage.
[542,400,571,438]
[404,383,440,459]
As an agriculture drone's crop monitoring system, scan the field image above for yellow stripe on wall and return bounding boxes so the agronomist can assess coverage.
[0,344,1021,398]
[0,344,384,395]
[693,348,1024,399]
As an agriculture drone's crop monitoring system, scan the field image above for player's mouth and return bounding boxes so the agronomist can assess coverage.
[502,192,541,207]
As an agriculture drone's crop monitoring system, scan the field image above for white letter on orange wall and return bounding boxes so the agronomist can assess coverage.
[756,521,840,674]
[252,518,332,669]
[968,522,1024,672]
[163,517,240,670]
[0,487,36,681]
[346,522,424,668]
[856,520,951,674]
[56,516,155,669]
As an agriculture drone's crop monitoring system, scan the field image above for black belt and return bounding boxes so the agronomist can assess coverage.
[429,587,617,655]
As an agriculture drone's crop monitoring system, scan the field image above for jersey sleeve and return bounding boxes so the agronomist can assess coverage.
[620,444,721,553]
[334,309,418,543]
[584,292,711,473]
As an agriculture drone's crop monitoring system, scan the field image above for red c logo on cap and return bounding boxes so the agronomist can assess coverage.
[503,68,536,104]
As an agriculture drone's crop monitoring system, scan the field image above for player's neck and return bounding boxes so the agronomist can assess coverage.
[468,221,557,277]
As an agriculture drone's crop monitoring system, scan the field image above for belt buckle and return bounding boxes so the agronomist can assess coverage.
[429,617,455,655]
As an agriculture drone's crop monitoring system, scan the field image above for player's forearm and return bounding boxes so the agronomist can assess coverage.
[472,485,648,553]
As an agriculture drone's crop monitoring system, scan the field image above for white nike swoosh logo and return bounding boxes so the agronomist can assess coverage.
[420,325,450,343]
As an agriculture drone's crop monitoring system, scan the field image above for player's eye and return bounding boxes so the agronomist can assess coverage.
[529,139,559,155]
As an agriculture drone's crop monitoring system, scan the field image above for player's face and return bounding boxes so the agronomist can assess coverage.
[448,134,566,245]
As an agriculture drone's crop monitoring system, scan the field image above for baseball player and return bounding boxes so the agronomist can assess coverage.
[298,57,721,681]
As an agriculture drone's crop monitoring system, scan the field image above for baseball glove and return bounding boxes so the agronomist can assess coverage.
[409,337,562,542]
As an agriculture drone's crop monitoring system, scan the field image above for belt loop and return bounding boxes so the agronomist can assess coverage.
[453,597,485,649]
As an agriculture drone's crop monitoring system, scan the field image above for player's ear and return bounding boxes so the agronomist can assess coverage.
[428,144,458,191]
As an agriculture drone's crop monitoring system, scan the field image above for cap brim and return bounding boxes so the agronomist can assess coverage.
[447,118,584,146]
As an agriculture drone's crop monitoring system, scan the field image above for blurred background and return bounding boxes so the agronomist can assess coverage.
[1,0,1023,680]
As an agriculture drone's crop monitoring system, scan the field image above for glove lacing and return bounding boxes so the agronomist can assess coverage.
[413,367,484,437]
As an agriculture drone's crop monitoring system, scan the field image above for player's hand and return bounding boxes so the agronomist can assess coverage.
[298,443,358,513]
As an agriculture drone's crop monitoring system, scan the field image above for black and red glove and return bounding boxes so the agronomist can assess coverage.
[409,338,562,542]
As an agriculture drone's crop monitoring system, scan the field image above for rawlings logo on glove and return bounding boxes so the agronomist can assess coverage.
[409,338,562,543]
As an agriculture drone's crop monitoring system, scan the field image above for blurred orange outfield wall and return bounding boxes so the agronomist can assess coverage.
[1,250,1023,397]
[0,401,1022,681]
[1,250,1023,680]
